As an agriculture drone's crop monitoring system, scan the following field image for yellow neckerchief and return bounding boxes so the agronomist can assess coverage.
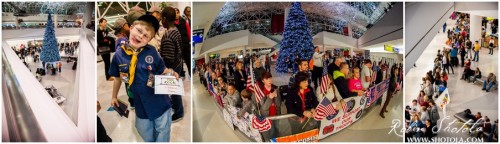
[121,45,143,85]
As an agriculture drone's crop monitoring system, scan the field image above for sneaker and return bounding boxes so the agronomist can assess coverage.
[172,115,184,123]
[482,88,486,90]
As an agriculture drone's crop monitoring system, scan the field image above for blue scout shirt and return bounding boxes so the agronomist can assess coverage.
[109,44,171,120]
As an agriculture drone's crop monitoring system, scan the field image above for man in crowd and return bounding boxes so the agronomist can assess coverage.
[289,59,312,88]
[254,60,265,81]
[161,7,185,122]
[98,18,113,81]
[312,46,324,88]
[360,59,373,90]
[174,8,191,78]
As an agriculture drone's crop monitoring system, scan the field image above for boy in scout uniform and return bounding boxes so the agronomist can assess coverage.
[109,14,178,142]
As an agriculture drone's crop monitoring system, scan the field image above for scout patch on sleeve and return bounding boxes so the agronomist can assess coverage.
[145,55,154,64]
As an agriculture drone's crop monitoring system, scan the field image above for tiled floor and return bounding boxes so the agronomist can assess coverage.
[405,18,498,139]
[193,65,403,142]
[96,57,191,142]
[23,49,78,120]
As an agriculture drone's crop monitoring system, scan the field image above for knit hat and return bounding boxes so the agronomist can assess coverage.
[114,18,127,30]
[126,6,146,25]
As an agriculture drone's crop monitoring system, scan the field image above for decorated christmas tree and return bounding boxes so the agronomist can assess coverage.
[40,12,60,63]
[275,2,315,73]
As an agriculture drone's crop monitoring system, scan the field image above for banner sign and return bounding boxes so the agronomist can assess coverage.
[271,129,319,142]
[223,108,235,130]
[227,106,263,142]
[435,88,450,117]
[318,96,367,139]
[365,79,390,108]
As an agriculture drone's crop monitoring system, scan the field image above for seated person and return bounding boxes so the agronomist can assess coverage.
[348,67,365,96]
[286,72,319,119]
[483,73,497,92]
[237,89,256,118]
[333,62,362,98]
[223,83,241,108]
[471,67,482,83]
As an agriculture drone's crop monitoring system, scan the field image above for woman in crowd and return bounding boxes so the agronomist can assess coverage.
[380,66,399,118]
[417,90,426,107]
[217,76,228,97]
[471,67,482,83]
[316,75,342,102]
[348,67,365,96]
[257,72,281,140]
[423,79,434,98]
[286,72,319,119]
[423,119,436,140]
[408,115,425,137]
[234,61,247,92]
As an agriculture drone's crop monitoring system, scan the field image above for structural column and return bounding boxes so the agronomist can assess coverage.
[469,15,482,43]
[83,2,94,30]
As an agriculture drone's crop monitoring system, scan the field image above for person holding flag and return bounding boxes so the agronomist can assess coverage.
[286,72,319,133]
[254,71,281,141]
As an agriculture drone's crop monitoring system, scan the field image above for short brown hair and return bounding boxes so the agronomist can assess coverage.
[240,89,251,99]
[131,20,155,39]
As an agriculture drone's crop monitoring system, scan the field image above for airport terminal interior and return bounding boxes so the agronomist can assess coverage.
[405,2,498,141]
[2,2,95,142]
[193,2,404,142]
[95,2,191,142]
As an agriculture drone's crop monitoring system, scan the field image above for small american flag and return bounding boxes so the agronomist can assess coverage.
[252,115,272,132]
[249,62,266,103]
[314,97,337,121]
[319,60,329,94]
[208,81,216,97]
[246,75,254,92]
[342,102,348,114]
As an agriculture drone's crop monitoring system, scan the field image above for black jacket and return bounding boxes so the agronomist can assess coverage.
[174,18,191,61]
[285,87,319,118]
[234,70,247,92]
[334,76,358,99]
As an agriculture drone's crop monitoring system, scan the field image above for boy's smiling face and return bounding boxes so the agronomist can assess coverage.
[129,23,153,49]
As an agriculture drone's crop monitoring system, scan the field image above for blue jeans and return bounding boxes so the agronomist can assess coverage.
[473,51,479,62]
[136,108,172,142]
[483,81,496,91]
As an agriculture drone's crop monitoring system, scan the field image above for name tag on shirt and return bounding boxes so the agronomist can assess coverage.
[154,75,184,96]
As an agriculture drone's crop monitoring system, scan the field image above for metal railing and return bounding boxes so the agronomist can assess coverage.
[2,50,46,142]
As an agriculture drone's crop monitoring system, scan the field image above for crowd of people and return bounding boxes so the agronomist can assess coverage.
[197,46,403,140]
[12,41,78,75]
[96,5,191,142]
[405,12,498,142]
